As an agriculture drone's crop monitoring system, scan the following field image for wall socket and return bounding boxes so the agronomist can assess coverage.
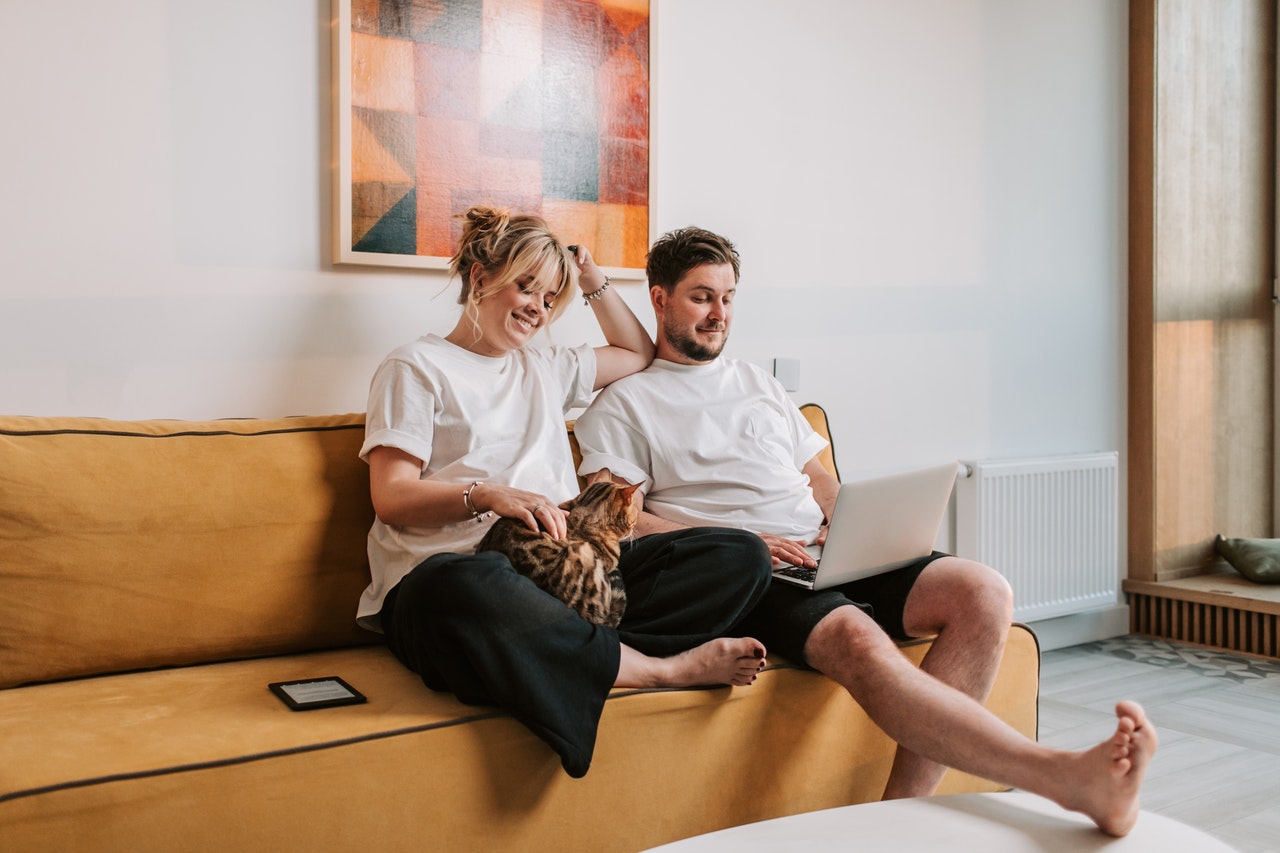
[773,357,801,392]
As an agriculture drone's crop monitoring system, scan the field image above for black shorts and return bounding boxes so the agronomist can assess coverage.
[738,552,948,665]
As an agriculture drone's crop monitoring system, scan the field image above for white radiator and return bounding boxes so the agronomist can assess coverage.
[955,452,1119,622]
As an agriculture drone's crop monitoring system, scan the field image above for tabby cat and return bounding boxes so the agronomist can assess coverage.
[476,479,641,628]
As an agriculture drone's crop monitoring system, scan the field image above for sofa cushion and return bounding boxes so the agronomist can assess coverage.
[0,627,1040,852]
[0,414,377,689]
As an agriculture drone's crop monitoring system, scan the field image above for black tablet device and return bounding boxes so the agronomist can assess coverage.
[268,676,367,711]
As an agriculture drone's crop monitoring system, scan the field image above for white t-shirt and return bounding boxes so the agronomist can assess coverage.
[574,358,828,540]
[356,334,597,631]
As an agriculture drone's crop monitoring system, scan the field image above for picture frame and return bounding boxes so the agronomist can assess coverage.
[331,0,653,279]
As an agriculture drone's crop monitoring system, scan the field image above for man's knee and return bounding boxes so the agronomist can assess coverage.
[908,558,1013,634]
[975,565,1015,620]
[804,604,898,672]
[950,561,1014,625]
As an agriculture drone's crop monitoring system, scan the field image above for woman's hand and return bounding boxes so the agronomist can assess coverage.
[470,482,568,539]
[757,533,817,568]
[567,244,608,297]
[367,449,570,536]
[568,242,656,388]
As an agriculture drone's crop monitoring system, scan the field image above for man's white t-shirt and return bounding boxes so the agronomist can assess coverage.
[356,334,597,631]
[573,358,828,540]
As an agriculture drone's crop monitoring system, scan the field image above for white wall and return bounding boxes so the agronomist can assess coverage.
[0,0,1126,480]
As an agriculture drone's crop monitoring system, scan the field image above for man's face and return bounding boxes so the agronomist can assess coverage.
[652,263,736,364]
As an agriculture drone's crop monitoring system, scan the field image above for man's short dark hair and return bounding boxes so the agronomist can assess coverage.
[646,227,741,292]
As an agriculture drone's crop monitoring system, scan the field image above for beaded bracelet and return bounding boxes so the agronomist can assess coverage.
[463,481,489,522]
[582,276,611,305]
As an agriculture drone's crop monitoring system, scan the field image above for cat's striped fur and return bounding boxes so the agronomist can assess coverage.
[476,480,641,627]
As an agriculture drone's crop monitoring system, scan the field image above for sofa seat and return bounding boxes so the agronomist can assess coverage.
[0,627,1038,853]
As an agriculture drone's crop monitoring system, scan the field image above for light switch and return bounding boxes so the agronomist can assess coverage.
[773,358,800,392]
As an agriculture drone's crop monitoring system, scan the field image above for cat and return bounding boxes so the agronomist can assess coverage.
[476,477,641,628]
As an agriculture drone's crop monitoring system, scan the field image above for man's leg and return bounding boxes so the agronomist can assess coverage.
[804,604,1157,837]
[882,556,1014,798]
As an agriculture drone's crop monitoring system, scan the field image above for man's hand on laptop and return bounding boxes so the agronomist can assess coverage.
[758,533,817,568]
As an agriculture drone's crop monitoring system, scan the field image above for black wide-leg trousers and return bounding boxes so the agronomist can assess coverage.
[380,527,771,777]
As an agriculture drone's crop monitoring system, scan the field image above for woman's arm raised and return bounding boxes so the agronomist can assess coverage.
[570,246,655,389]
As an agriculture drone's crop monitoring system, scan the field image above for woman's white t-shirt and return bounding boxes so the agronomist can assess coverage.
[356,334,597,631]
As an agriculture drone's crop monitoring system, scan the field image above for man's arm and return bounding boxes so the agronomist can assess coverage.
[748,454,839,566]
[803,455,840,522]
[588,468,821,568]
[634,508,686,537]
[802,454,840,547]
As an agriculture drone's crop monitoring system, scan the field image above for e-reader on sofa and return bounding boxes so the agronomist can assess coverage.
[0,407,1040,852]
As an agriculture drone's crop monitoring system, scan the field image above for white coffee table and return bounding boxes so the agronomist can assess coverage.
[642,792,1236,851]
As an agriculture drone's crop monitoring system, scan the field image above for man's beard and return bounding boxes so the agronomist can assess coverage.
[665,318,727,362]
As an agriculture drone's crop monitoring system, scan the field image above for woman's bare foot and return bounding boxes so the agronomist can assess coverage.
[1057,700,1158,837]
[616,638,767,688]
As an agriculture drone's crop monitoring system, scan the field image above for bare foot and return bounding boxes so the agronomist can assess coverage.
[617,638,767,688]
[1059,700,1158,837]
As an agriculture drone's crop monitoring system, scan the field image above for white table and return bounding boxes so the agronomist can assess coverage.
[642,792,1237,851]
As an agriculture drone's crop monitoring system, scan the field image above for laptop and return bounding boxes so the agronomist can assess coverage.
[773,461,960,590]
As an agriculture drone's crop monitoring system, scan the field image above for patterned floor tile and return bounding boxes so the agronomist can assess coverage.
[1076,636,1280,684]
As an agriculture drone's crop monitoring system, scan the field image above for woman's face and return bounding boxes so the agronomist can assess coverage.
[469,271,559,356]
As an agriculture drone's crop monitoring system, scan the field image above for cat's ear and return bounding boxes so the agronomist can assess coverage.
[586,467,614,485]
[620,481,642,500]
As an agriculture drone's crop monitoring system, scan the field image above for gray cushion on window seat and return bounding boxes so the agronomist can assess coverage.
[1215,534,1280,584]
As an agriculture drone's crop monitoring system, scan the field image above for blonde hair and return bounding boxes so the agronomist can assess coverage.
[450,207,577,333]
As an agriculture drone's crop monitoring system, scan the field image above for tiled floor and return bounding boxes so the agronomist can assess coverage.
[1039,636,1280,852]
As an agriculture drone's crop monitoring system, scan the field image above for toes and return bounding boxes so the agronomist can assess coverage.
[1115,700,1148,729]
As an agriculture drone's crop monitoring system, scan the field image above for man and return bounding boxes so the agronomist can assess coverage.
[574,226,1157,836]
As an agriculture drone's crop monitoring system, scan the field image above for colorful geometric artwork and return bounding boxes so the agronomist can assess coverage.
[332,0,651,275]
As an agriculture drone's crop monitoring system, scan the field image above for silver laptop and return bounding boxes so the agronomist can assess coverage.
[773,461,960,590]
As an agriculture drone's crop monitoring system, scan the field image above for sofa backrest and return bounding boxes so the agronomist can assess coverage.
[0,414,377,689]
[797,403,838,480]
[2,404,838,690]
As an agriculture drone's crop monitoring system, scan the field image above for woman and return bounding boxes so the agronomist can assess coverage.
[357,207,771,777]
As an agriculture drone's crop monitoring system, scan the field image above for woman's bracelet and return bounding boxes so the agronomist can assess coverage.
[463,481,491,522]
[582,276,611,305]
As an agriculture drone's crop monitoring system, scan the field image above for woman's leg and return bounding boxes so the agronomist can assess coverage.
[615,527,772,657]
[382,551,619,778]
[381,532,772,776]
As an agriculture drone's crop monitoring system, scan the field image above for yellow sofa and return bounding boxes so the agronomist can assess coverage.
[0,410,1039,852]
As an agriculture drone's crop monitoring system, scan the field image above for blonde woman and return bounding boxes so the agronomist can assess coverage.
[356,207,770,777]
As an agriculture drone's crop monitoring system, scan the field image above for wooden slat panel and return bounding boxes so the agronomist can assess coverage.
[1128,589,1280,659]
[1153,320,1217,575]
[1128,0,1158,583]
[1131,0,1276,582]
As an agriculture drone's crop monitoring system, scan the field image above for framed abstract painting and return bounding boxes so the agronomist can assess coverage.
[332,0,652,277]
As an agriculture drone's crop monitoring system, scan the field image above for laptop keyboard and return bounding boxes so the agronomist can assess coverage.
[774,565,818,584]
